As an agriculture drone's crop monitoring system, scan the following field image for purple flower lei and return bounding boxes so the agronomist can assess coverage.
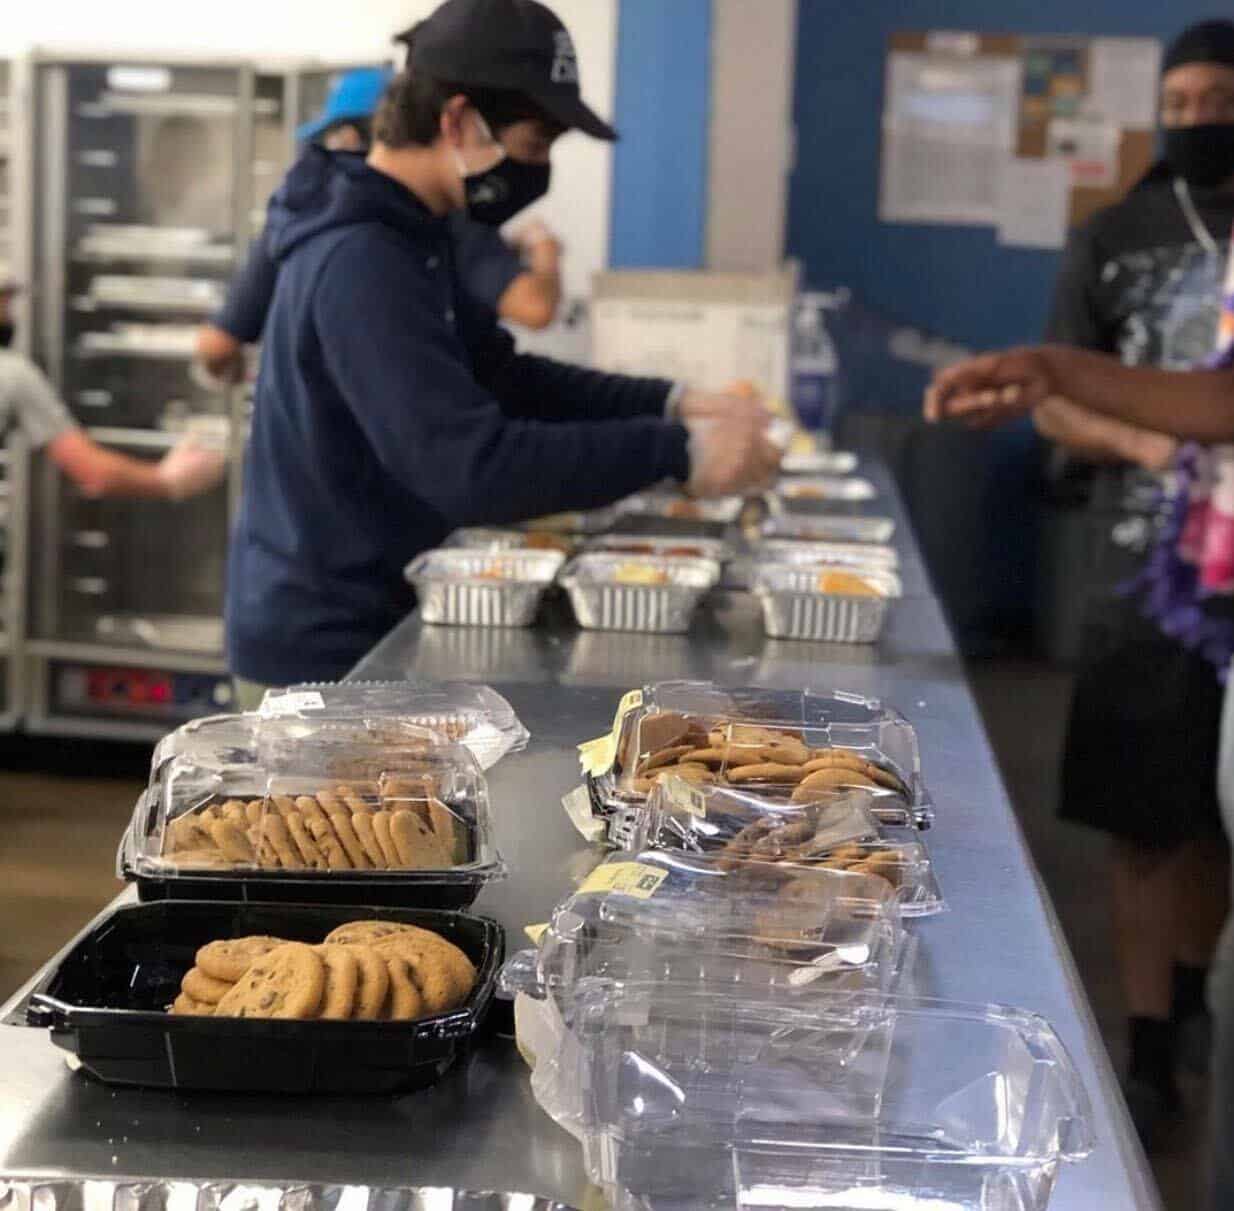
[1126,342,1234,680]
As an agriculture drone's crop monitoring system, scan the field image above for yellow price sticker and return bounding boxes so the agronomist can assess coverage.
[577,861,668,900]
[576,688,644,777]
[524,922,549,945]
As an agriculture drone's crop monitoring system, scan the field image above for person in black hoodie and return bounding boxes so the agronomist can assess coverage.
[1037,20,1234,1145]
[225,0,778,694]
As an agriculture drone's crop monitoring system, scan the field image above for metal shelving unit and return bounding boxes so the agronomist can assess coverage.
[0,58,25,731]
[23,53,254,738]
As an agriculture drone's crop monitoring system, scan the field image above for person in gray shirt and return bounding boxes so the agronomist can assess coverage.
[0,344,224,500]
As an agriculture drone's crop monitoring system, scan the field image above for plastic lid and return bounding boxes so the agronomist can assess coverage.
[502,849,903,1016]
[258,681,530,770]
[566,988,1094,1200]
[123,713,503,883]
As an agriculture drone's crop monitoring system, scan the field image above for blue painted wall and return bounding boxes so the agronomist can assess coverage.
[788,2,1226,352]
[609,0,711,268]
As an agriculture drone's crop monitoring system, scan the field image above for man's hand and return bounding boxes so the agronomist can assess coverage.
[156,437,228,501]
[1032,396,1177,472]
[685,415,782,498]
[924,347,1055,427]
[508,219,562,271]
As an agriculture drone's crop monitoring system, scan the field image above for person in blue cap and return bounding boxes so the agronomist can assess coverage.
[194,63,562,383]
[225,0,777,696]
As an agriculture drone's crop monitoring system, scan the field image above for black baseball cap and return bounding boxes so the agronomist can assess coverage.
[404,0,617,141]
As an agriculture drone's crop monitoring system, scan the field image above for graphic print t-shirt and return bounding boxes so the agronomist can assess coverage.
[1048,179,1234,366]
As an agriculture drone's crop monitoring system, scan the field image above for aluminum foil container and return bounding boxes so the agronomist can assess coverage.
[560,553,719,633]
[583,533,733,563]
[0,1182,579,1211]
[768,475,878,516]
[762,514,896,544]
[616,490,744,524]
[780,449,858,475]
[751,538,899,568]
[752,564,901,643]
[405,549,565,627]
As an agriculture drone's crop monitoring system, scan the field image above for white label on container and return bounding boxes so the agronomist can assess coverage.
[260,691,325,716]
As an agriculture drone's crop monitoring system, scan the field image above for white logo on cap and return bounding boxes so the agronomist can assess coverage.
[551,29,579,84]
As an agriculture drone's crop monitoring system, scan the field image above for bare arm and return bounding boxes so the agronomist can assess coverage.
[1031,396,1177,471]
[193,324,247,385]
[47,430,227,500]
[497,235,562,330]
[927,344,1234,441]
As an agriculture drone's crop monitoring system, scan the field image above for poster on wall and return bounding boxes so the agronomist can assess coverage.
[879,48,1023,225]
[882,30,1161,246]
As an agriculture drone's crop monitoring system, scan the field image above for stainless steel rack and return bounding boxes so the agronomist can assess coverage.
[21,52,255,739]
[2,56,385,739]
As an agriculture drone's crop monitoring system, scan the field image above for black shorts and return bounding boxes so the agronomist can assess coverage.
[1060,601,1225,849]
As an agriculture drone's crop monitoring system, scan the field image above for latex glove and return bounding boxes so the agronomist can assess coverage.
[924,347,1054,428]
[157,437,228,501]
[685,415,782,498]
[676,387,773,428]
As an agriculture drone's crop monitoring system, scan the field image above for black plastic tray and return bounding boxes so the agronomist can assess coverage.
[126,861,495,911]
[26,901,504,1094]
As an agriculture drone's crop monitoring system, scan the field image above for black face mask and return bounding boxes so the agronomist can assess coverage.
[1163,123,1234,189]
[463,157,551,226]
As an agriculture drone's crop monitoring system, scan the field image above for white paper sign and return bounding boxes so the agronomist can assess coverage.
[1089,37,1162,129]
[1047,116,1121,189]
[880,51,1023,226]
[997,157,1072,250]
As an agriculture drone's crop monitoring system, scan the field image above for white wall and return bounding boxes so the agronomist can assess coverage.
[0,0,616,329]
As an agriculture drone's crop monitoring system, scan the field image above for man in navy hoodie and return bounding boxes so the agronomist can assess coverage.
[226,0,779,693]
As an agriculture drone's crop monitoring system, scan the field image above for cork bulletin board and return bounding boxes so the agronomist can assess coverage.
[881,30,1161,246]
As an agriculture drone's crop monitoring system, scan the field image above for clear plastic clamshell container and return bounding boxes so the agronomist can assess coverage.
[405,548,565,627]
[121,713,506,908]
[501,849,907,1021]
[592,680,932,828]
[568,986,1094,1210]
[610,777,944,917]
[751,563,902,643]
[560,553,720,633]
[257,680,530,770]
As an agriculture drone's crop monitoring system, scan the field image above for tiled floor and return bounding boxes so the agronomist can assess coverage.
[0,671,1210,1207]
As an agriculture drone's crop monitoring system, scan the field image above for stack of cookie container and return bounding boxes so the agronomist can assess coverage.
[498,679,1094,1210]
[25,683,527,1094]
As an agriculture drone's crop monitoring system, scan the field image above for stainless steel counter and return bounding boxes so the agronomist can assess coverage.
[0,467,1162,1210]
